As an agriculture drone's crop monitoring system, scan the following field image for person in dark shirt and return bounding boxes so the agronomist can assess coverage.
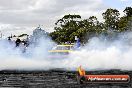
[15,38,21,47]
[8,37,11,41]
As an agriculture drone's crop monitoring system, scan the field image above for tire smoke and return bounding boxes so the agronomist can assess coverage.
[0,32,132,71]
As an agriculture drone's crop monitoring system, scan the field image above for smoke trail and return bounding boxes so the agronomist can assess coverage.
[0,38,53,70]
[0,31,132,71]
[66,32,132,70]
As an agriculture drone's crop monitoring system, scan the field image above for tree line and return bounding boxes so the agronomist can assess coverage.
[50,7,132,44]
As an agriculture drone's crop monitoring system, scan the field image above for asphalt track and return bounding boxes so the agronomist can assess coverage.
[0,69,132,88]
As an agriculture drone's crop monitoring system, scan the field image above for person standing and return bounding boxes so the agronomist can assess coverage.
[15,38,21,47]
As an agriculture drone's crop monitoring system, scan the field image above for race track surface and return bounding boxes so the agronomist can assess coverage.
[0,69,132,88]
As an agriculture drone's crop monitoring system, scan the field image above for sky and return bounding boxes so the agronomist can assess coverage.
[0,0,132,37]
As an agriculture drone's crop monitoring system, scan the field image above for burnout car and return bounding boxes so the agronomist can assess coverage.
[48,44,74,55]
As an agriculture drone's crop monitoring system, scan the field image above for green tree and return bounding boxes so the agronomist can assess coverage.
[50,7,132,44]
[51,14,82,43]
[80,16,104,38]
[124,7,132,17]
[102,8,120,30]
[118,16,128,31]
[50,15,104,43]
[118,7,132,32]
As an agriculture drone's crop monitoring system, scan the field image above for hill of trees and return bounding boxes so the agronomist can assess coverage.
[49,7,132,44]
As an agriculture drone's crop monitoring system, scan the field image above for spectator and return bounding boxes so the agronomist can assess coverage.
[15,38,21,47]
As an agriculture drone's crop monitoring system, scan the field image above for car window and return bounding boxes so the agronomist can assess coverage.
[56,46,62,50]
[52,45,74,50]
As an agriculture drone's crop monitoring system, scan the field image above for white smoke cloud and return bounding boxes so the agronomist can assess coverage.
[1,31,132,71]
[66,32,132,70]
[120,0,128,2]
[0,37,56,70]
